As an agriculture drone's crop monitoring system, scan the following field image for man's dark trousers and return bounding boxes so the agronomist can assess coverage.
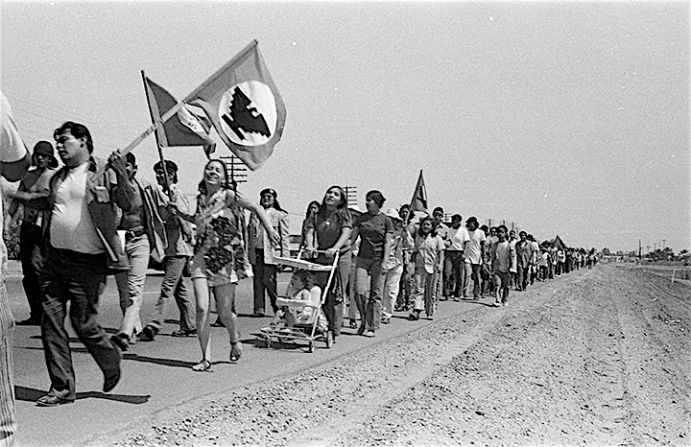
[40,247,121,399]
[19,223,44,322]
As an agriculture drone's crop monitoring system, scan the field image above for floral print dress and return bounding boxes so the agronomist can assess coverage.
[190,189,252,286]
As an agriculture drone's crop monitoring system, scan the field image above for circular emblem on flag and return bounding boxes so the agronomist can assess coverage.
[218,81,277,147]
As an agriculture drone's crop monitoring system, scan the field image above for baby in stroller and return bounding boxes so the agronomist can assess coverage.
[273,269,328,332]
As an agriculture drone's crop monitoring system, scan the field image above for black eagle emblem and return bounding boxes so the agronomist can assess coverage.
[221,86,271,141]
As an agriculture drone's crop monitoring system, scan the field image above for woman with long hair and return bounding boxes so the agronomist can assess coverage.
[175,159,278,371]
[304,186,352,344]
[409,216,444,321]
[350,190,393,337]
[301,201,320,249]
[248,188,290,317]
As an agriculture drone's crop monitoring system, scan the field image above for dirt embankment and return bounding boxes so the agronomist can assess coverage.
[103,265,690,447]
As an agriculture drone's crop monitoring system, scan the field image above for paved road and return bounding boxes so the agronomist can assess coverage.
[7,266,480,446]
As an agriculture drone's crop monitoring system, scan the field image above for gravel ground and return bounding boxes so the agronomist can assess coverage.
[93,265,690,446]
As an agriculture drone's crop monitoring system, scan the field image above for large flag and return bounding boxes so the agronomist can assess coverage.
[409,169,428,214]
[0,90,28,166]
[142,75,216,156]
[188,40,286,170]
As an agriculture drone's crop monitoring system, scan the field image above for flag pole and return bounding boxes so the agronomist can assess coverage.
[142,70,172,196]
[95,40,259,178]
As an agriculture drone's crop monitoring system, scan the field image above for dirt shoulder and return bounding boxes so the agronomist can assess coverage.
[97,265,690,447]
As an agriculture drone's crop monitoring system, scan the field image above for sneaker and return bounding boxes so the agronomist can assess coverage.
[493,301,501,307]
[36,394,75,407]
[364,330,375,338]
[502,302,508,306]
[452,297,460,302]
[381,315,391,324]
[171,328,197,337]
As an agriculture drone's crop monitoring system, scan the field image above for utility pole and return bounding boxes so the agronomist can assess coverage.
[343,186,358,208]
[638,239,641,260]
[219,155,247,186]
[662,239,666,250]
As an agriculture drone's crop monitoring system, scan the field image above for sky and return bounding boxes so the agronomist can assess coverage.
[1,1,688,253]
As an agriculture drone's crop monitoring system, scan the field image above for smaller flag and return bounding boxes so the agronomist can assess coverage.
[409,169,428,214]
[143,75,216,156]
[188,40,286,170]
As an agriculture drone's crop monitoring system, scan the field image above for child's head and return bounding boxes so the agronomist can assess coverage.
[290,269,314,291]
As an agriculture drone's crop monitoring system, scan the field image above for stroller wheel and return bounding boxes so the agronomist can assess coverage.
[325,330,333,349]
[308,342,314,353]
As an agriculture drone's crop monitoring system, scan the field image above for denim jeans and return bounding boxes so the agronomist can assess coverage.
[314,251,351,336]
[464,262,482,298]
[19,223,45,322]
[252,249,278,314]
[115,235,150,338]
[413,268,436,316]
[40,247,121,399]
[443,251,464,298]
[355,257,385,331]
[147,256,195,332]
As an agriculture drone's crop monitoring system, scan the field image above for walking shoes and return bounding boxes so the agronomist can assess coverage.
[103,368,121,393]
[36,394,75,407]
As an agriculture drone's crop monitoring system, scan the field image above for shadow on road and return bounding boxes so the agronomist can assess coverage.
[15,386,151,405]
[122,353,196,369]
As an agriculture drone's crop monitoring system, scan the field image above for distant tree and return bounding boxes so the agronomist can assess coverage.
[602,247,611,255]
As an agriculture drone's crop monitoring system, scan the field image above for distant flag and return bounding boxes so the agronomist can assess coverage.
[142,74,217,157]
[409,169,428,214]
[188,40,286,170]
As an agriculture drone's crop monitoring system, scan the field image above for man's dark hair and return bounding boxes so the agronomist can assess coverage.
[498,224,508,233]
[54,121,93,154]
[125,152,136,166]
[451,214,462,222]
[433,206,444,215]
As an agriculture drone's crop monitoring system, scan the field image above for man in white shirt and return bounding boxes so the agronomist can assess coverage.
[463,216,486,300]
[36,121,140,407]
[445,214,469,301]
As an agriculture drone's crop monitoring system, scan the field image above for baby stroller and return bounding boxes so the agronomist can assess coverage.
[255,251,338,353]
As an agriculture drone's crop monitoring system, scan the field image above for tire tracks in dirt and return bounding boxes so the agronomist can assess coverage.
[103,266,690,446]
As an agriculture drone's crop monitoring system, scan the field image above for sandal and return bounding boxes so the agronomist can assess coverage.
[192,359,212,372]
[348,319,358,329]
[230,342,243,362]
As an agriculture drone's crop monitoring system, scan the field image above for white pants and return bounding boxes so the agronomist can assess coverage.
[382,264,403,318]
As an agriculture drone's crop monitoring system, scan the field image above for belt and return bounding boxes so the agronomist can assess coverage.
[124,228,146,240]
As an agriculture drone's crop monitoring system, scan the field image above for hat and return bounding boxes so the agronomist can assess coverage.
[153,160,178,173]
[384,208,402,221]
[260,188,277,198]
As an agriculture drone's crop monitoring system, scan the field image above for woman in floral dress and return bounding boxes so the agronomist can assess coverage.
[176,160,278,371]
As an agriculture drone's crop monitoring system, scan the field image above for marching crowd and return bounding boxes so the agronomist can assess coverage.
[0,118,598,445]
